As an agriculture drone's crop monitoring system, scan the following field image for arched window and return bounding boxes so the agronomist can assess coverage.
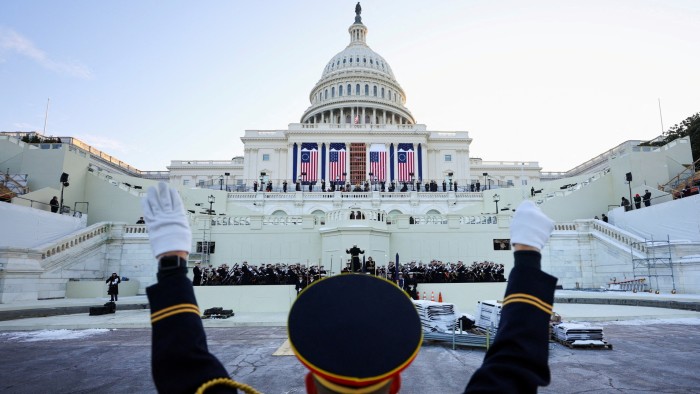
[373,86,377,96]
[331,87,335,98]
[365,84,369,95]
[356,84,360,95]
[325,89,328,99]
[363,57,367,64]
[339,85,343,96]
[370,59,373,65]
[381,87,385,98]
[343,58,346,64]
[347,84,351,95]
[349,57,352,63]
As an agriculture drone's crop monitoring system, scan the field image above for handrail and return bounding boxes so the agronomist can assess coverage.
[658,157,700,192]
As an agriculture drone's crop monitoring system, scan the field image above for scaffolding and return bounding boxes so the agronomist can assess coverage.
[631,236,676,294]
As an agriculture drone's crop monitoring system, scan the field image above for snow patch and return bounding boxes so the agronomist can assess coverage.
[0,329,112,342]
[600,318,700,326]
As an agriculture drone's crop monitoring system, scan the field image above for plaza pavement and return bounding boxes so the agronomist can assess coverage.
[1,290,699,393]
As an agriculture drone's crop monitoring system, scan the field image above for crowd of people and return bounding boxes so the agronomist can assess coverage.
[194,259,505,286]
[194,262,328,286]
[240,179,487,193]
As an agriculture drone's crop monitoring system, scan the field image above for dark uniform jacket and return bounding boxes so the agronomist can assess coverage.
[146,250,555,393]
[464,250,557,393]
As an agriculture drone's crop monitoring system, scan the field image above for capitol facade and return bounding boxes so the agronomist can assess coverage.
[167,4,542,200]
[0,4,697,306]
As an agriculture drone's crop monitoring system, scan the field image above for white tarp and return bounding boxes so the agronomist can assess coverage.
[0,202,85,248]
[609,194,700,242]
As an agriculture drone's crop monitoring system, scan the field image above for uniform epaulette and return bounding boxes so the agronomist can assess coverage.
[195,377,262,394]
[150,303,200,324]
[502,292,552,315]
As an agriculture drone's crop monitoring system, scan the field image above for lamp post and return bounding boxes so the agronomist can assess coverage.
[368,172,374,191]
[626,172,633,210]
[219,175,224,190]
[202,194,216,264]
[208,194,215,215]
[482,172,488,191]
[335,176,340,189]
[224,172,230,191]
[59,172,69,214]
[409,172,415,191]
[374,176,378,191]
[493,194,500,214]
[448,172,453,191]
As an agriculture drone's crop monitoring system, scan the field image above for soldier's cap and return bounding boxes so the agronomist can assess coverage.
[288,274,422,391]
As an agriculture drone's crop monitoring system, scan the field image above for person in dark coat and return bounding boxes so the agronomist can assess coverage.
[295,276,308,295]
[621,196,631,211]
[643,189,652,207]
[345,244,364,272]
[50,196,59,213]
[633,193,642,209]
[283,181,288,193]
[140,182,558,394]
[192,262,202,286]
[106,273,121,301]
[365,256,376,274]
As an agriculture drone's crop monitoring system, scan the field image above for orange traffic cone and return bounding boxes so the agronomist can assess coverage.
[431,291,435,301]
[438,292,443,302]
[422,291,426,300]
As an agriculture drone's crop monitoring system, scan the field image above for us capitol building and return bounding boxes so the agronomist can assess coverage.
[0,4,697,308]
[168,4,541,197]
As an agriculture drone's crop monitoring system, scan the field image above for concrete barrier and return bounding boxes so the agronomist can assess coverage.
[193,281,508,315]
[66,280,140,298]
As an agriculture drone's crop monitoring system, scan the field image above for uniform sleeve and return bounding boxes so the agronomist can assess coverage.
[464,251,557,393]
[147,274,241,394]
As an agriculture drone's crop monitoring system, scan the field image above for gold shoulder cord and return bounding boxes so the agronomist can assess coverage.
[195,377,263,394]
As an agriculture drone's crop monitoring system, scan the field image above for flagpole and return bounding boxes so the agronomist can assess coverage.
[43,98,50,135]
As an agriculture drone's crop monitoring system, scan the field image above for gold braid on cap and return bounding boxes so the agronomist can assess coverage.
[195,377,262,394]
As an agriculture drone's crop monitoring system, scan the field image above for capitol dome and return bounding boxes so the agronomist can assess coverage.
[301,4,415,126]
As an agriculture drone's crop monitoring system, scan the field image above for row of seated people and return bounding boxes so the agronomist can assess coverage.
[343,259,506,283]
[195,258,506,286]
[197,262,328,286]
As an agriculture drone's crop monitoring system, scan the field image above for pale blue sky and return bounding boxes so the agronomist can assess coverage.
[1,0,699,171]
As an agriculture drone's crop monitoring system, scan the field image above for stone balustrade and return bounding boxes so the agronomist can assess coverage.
[39,223,111,259]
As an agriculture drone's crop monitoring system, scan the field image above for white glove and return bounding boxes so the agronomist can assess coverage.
[510,201,554,251]
[141,182,192,258]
